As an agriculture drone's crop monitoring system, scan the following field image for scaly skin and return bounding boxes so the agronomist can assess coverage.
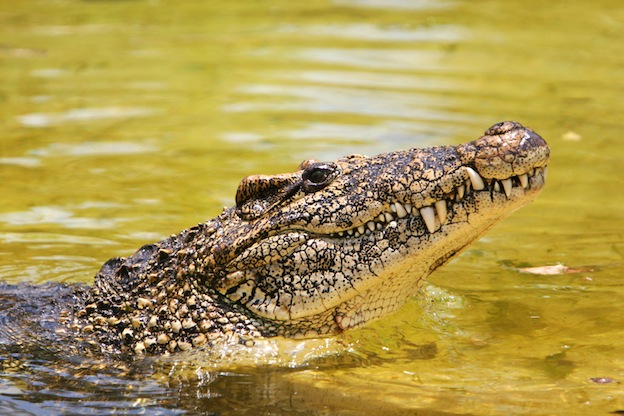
[68,121,550,356]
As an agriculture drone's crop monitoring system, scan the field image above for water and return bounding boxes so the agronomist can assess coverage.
[1,0,623,414]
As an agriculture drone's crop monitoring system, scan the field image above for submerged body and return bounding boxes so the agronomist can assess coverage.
[3,121,550,357]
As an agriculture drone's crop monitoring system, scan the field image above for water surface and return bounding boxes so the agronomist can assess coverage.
[1,0,623,414]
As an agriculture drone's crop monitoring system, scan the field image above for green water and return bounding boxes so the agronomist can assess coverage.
[1,0,623,414]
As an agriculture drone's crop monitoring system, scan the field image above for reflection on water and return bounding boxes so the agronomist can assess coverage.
[17,107,158,128]
[278,23,467,43]
[335,0,454,10]
[295,48,448,71]
[1,0,623,414]
[29,140,158,157]
[0,206,122,229]
[227,83,456,122]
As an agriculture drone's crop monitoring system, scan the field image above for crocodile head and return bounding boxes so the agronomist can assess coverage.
[197,121,550,338]
[79,121,549,354]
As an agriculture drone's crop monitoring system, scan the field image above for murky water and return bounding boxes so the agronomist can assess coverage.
[1,0,623,414]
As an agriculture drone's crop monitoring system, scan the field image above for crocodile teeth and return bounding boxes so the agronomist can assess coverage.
[519,173,529,188]
[395,202,408,219]
[434,200,447,224]
[501,178,513,197]
[329,162,548,239]
[457,184,465,199]
[466,167,485,191]
[420,206,437,233]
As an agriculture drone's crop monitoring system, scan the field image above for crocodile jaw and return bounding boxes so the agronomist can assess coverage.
[217,121,550,336]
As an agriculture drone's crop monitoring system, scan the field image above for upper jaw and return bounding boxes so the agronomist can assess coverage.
[221,121,550,261]
[329,163,548,238]
[325,121,550,237]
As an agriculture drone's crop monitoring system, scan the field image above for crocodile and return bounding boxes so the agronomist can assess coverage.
[3,121,550,358]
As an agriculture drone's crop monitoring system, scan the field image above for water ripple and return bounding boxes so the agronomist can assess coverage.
[227,83,459,122]
[296,47,447,71]
[279,23,468,43]
[335,0,455,10]
[275,69,456,92]
[0,207,123,230]
[17,107,159,128]
[29,141,158,157]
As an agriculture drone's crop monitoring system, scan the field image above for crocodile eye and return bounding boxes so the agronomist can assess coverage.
[308,168,330,183]
[302,163,339,193]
